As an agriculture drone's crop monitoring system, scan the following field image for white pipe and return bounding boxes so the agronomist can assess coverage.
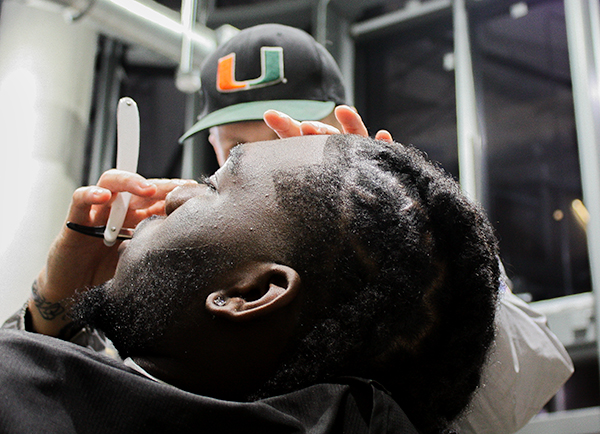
[49,0,217,66]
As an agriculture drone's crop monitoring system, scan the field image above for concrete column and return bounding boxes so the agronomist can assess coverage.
[0,0,97,321]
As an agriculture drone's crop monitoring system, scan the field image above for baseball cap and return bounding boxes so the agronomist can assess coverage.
[179,24,347,142]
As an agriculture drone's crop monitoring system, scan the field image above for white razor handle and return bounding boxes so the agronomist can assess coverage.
[104,97,140,246]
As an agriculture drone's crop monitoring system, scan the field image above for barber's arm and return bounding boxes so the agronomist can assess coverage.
[19,170,195,338]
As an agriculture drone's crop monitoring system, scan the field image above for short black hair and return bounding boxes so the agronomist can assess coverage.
[261,134,500,434]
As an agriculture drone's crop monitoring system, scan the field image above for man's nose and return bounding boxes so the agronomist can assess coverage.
[165,183,206,215]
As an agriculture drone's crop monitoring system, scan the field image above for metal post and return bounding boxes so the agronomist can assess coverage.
[337,19,356,107]
[315,0,330,46]
[564,0,600,387]
[313,0,355,105]
[180,0,210,179]
[176,0,201,93]
[453,0,482,202]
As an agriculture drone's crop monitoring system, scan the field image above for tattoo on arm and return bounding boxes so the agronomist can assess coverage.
[31,282,66,321]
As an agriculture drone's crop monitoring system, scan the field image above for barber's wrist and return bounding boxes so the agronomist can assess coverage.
[28,279,76,338]
[30,279,67,321]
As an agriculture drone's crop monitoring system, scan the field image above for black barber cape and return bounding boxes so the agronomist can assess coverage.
[0,330,418,434]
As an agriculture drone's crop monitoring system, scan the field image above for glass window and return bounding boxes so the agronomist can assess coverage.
[472,0,590,301]
[357,1,590,301]
[357,19,459,176]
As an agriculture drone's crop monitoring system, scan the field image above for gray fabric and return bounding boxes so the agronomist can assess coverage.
[454,291,574,433]
[0,329,418,434]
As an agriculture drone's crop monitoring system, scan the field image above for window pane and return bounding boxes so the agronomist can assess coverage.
[357,1,591,301]
[473,0,590,300]
[357,20,459,176]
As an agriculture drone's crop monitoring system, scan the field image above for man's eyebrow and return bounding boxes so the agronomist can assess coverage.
[227,145,244,175]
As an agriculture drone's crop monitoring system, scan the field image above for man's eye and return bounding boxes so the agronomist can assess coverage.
[200,176,217,191]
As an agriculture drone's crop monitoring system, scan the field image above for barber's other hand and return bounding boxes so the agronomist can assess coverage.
[30,170,196,337]
[263,105,393,142]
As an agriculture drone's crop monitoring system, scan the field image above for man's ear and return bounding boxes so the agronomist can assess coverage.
[205,263,301,322]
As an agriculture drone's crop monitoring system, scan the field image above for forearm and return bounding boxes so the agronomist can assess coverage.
[28,231,118,337]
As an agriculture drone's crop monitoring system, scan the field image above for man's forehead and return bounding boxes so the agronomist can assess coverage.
[228,135,328,174]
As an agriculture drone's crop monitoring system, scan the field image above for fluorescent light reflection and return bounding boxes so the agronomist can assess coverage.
[107,0,211,49]
[109,0,182,34]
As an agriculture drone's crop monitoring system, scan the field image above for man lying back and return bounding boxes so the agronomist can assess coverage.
[0,134,499,434]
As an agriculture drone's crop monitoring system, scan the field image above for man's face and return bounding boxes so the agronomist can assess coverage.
[72,135,328,357]
[208,120,279,166]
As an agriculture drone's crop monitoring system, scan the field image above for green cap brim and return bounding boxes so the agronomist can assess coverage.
[179,100,336,143]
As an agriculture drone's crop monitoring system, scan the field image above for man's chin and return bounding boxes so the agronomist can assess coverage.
[69,281,165,358]
[68,246,224,358]
[69,282,110,330]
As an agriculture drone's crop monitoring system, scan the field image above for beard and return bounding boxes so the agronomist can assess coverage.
[70,247,222,358]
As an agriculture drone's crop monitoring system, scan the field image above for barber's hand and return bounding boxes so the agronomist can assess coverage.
[30,170,196,337]
[263,105,393,142]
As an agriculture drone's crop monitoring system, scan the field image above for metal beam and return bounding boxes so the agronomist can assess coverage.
[205,0,313,30]
[348,0,541,42]
[350,0,452,41]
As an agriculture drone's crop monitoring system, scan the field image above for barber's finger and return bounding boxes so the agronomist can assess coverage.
[96,169,157,197]
[144,178,198,200]
[334,105,369,137]
[299,121,340,135]
[128,178,197,215]
[375,129,394,142]
[263,110,302,138]
[67,186,113,224]
[68,170,159,227]
[121,201,168,226]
